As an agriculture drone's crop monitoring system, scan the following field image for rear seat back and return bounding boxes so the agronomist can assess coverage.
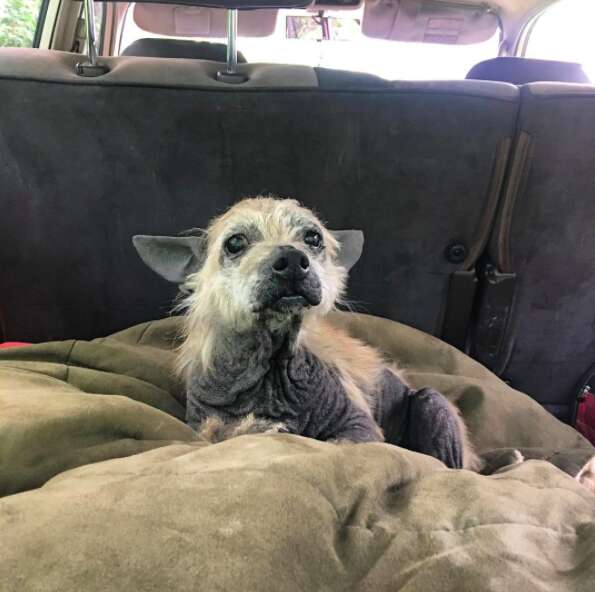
[0,49,518,342]
[472,82,595,421]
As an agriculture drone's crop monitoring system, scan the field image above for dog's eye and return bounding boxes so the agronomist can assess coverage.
[304,230,323,249]
[224,234,248,256]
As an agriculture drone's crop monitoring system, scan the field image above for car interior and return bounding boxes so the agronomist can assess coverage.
[1,0,595,589]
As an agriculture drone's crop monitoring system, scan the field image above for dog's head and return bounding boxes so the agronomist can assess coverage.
[133,197,363,330]
[134,197,363,374]
[133,198,363,326]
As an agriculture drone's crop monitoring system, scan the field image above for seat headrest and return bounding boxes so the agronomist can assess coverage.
[466,57,590,85]
[121,38,247,63]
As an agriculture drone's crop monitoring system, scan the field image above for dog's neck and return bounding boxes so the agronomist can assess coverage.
[187,313,307,408]
[183,311,360,437]
[184,311,385,444]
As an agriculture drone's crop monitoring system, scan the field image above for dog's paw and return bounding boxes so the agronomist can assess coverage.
[196,416,228,443]
[512,449,525,464]
[229,414,288,437]
[196,414,289,443]
[576,456,595,494]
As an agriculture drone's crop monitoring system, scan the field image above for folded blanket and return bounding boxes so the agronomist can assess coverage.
[1,313,594,591]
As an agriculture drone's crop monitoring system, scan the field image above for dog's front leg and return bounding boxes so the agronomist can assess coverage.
[374,370,464,469]
[401,388,463,469]
[325,408,385,444]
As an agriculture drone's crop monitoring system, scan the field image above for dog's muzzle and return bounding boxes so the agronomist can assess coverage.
[255,246,322,312]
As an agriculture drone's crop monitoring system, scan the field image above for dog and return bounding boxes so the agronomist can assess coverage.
[134,197,479,470]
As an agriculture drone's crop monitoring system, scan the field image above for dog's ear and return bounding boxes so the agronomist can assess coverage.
[132,233,207,284]
[330,230,364,271]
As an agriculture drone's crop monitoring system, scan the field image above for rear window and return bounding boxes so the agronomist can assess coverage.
[118,4,500,80]
[523,0,595,80]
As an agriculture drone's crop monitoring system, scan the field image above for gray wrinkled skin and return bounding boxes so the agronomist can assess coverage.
[369,370,463,468]
[399,387,463,469]
[186,320,463,468]
[187,319,381,443]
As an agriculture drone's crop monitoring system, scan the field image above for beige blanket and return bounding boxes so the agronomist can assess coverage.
[1,313,594,591]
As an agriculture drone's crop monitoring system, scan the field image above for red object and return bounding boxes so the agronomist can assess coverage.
[576,392,595,445]
[0,342,30,349]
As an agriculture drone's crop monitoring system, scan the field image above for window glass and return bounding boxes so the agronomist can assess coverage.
[119,4,499,81]
[71,1,105,55]
[0,0,44,48]
[90,0,105,54]
[524,0,595,80]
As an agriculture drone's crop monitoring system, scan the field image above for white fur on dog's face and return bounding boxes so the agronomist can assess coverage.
[178,198,347,372]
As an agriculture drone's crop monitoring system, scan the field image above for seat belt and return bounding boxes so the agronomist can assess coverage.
[441,139,512,352]
[441,269,478,351]
[469,263,516,374]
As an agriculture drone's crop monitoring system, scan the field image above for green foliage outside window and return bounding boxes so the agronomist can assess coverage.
[0,0,42,48]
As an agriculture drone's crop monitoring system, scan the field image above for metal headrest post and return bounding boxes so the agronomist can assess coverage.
[216,8,247,84]
[226,9,238,74]
[76,0,109,77]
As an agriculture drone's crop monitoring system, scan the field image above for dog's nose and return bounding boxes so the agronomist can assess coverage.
[272,246,310,280]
